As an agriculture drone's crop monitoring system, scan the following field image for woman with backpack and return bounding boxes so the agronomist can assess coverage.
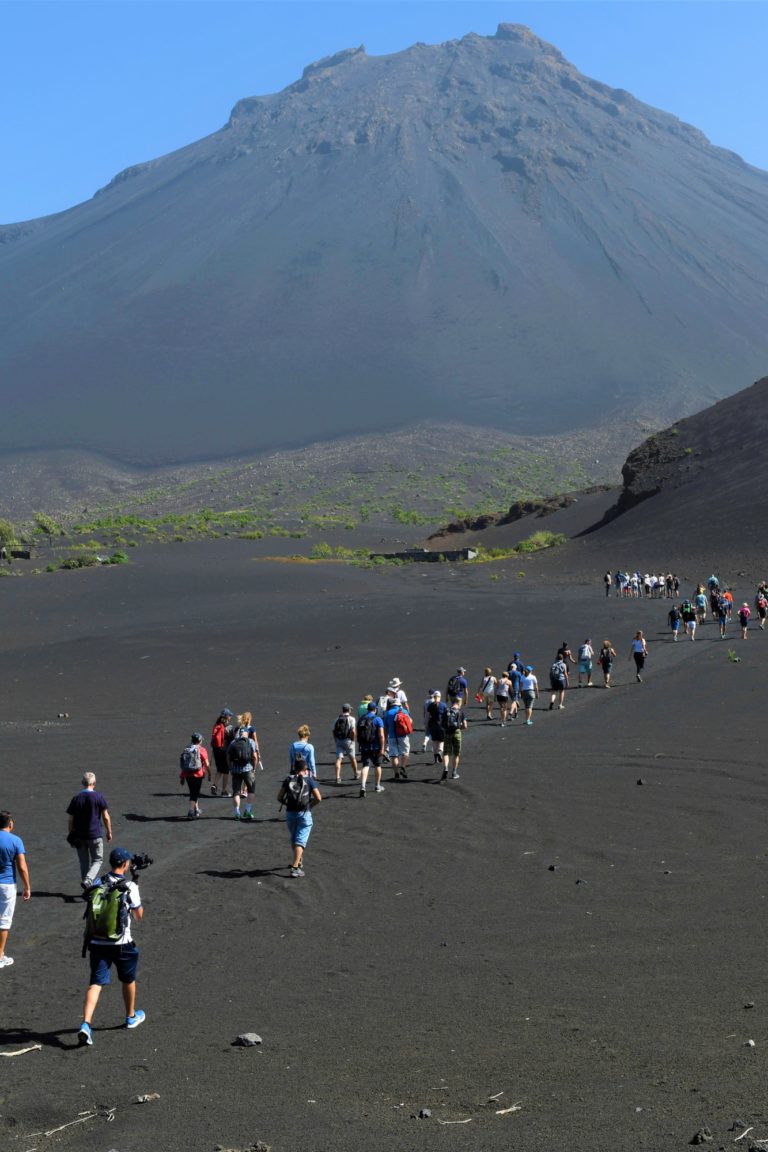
[179,733,210,819]
[289,725,316,776]
[598,640,617,688]
[210,708,234,797]
[495,670,513,727]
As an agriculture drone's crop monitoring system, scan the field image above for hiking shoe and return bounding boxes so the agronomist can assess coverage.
[558,704,565,710]
[186,812,195,820]
[400,767,408,780]
[0,955,14,969]
[374,784,385,793]
[452,771,460,780]
[210,785,218,796]
[126,1010,145,1030]
[290,866,305,878]
[636,674,643,683]
[440,769,448,782]
[222,791,232,797]
[233,810,242,820]
[526,719,533,726]
[549,701,554,710]
[435,752,443,764]
[359,786,366,797]
[241,810,254,821]
[78,1021,93,1045]
[194,809,202,818]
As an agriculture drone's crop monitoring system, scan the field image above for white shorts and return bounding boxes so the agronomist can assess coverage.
[390,735,410,758]
[0,883,17,930]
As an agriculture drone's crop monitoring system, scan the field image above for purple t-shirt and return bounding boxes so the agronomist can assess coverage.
[66,789,108,839]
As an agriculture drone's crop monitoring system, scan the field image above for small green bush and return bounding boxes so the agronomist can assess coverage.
[46,563,57,573]
[109,551,128,564]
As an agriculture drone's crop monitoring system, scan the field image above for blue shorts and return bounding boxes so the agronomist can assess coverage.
[88,942,139,986]
[579,660,592,675]
[285,810,313,847]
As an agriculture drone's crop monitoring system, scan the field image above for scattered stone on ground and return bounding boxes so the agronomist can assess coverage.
[689,1127,713,1144]
[232,1034,262,1047]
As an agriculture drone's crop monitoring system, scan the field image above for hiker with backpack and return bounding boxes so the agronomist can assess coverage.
[210,708,235,796]
[179,733,210,819]
[425,690,448,764]
[598,640,617,688]
[357,701,386,797]
[577,639,594,688]
[227,727,259,821]
[333,704,358,785]
[668,604,682,641]
[384,697,413,781]
[495,670,514,727]
[548,654,569,710]
[78,847,145,1045]
[277,754,322,878]
[440,700,467,781]
[289,725,316,776]
[446,667,469,709]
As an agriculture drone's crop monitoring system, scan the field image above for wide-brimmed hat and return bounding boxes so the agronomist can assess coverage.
[388,678,403,689]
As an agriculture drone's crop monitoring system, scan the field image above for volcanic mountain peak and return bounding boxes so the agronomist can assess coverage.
[1,24,767,466]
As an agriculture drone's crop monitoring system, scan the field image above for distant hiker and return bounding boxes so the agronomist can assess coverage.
[277,755,321,878]
[446,667,469,709]
[598,640,617,688]
[426,690,448,762]
[577,639,594,687]
[386,678,409,710]
[557,642,577,669]
[668,604,682,641]
[520,666,539,725]
[629,631,648,682]
[440,700,467,781]
[0,811,31,970]
[549,654,569,709]
[604,571,612,597]
[289,725,316,776]
[234,711,262,767]
[477,668,497,720]
[179,733,210,819]
[384,697,413,781]
[357,701,386,797]
[421,688,436,753]
[739,602,751,639]
[227,727,258,820]
[694,589,708,624]
[681,600,697,641]
[717,594,729,638]
[756,590,768,630]
[357,695,374,720]
[332,704,358,785]
[723,588,734,621]
[706,574,720,592]
[67,773,112,890]
[210,708,235,796]
[78,847,144,1045]
[495,670,514,726]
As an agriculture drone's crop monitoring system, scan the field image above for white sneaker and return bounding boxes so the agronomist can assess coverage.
[0,956,14,968]
[375,784,385,793]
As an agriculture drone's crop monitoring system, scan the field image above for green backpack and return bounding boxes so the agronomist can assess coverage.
[83,881,128,945]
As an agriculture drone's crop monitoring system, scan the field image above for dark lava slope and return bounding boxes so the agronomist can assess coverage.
[1,24,767,462]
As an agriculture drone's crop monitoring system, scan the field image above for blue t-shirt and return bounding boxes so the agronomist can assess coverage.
[357,713,384,749]
[383,705,405,741]
[0,830,25,885]
[289,740,316,774]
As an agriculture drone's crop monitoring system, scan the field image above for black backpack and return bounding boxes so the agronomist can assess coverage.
[446,675,462,698]
[357,713,378,746]
[283,774,312,812]
[444,708,461,733]
[229,736,252,768]
[333,715,353,741]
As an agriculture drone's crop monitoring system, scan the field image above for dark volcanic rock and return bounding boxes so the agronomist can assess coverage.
[1,24,768,462]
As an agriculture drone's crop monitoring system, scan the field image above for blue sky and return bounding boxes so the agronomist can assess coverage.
[2,1,767,223]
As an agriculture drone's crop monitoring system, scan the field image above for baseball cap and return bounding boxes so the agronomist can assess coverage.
[367,701,377,711]
[191,732,203,743]
[526,665,534,673]
[110,847,134,867]
[221,708,234,717]
[457,666,466,673]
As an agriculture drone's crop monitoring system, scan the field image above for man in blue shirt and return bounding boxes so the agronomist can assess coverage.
[356,701,386,796]
[383,698,411,781]
[0,811,31,970]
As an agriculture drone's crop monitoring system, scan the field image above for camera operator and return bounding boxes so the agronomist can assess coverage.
[78,847,145,1046]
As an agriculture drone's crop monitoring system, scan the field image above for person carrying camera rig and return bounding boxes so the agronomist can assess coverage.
[78,847,145,1045]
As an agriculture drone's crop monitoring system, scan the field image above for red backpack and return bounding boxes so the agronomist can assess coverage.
[393,709,413,737]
